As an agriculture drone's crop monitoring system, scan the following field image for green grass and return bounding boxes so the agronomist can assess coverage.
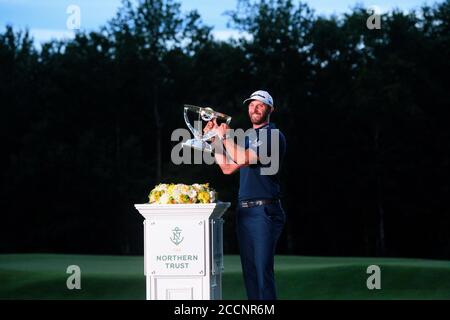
[0,254,449,299]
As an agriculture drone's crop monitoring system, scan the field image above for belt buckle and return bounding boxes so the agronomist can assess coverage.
[241,200,255,208]
[245,200,259,208]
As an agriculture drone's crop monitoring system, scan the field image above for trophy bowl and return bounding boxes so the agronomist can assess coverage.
[182,104,232,154]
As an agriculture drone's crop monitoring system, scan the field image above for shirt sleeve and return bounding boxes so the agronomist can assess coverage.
[257,129,286,165]
[242,128,286,166]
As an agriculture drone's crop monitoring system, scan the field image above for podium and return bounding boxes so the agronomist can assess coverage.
[134,202,230,300]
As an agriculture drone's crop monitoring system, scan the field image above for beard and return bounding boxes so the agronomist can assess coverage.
[249,109,270,125]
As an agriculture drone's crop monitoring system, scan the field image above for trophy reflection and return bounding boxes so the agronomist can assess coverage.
[182,104,232,153]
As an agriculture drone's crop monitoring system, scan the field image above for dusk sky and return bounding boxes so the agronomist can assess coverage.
[0,0,439,46]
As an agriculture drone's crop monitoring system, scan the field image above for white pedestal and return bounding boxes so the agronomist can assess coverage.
[134,202,230,300]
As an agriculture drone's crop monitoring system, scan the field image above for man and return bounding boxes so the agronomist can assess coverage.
[204,90,287,300]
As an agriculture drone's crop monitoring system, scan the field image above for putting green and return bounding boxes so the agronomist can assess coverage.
[0,254,449,299]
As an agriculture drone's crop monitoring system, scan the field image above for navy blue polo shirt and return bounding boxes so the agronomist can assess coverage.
[238,123,286,201]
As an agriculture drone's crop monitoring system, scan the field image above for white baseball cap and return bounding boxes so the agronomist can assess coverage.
[243,90,274,108]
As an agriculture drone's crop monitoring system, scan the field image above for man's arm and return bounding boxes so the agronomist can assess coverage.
[204,120,253,175]
[221,135,258,166]
[214,121,258,167]
[213,141,245,175]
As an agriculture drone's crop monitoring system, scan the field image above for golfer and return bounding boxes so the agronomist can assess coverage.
[204,90,287,300]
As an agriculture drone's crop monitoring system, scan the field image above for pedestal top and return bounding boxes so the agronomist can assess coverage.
[135,201,231,219]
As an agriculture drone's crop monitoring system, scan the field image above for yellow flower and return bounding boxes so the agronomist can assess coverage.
[167,184,175,195]
[148,182,216,204]
[149,190,162,203]
[179,194,192,204]
[197,190,211,203]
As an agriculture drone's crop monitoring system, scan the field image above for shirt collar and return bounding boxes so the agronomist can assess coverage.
[255,122,275,131]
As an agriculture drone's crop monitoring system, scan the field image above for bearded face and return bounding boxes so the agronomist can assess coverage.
[248,100,272,125]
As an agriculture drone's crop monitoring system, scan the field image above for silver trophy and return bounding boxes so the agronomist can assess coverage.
[182,104,232,153]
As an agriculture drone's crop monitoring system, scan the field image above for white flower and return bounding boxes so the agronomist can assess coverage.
[172,184,182,200]
[180,184,190,194]
[155,183,168,192]
[148,183,217,204]
[159,193,170,204]
[188,188,197,198]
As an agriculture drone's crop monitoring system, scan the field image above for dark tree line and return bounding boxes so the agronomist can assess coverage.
[1,0,449,259]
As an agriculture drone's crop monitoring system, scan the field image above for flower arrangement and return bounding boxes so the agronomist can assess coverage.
[148,183,217,204]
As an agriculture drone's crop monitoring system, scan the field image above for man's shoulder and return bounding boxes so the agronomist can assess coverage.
[268,123,286,141]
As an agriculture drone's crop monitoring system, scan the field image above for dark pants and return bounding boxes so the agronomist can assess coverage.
[236,201,286,300]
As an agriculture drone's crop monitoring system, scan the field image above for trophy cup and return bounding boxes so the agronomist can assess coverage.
[182,104,232,153]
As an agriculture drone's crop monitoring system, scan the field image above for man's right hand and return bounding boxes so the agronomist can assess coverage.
[203,120,215,134]
[204,120,220,143]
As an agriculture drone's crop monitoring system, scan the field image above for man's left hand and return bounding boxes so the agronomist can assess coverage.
[215,122,230,140]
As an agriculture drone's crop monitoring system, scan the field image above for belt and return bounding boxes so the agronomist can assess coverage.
[239,199,280,208]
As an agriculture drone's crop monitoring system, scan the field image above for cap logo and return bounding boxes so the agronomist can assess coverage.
[251,93,266,99]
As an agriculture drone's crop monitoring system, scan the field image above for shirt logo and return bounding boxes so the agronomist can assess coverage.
[250,138,263,148]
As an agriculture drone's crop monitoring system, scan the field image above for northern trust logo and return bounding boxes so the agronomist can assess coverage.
[170,227,184,246]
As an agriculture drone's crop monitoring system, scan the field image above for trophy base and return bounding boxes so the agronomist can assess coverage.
[182,139,213,154]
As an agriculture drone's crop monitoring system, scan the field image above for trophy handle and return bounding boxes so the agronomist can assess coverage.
[201,107,232,126]
[201,108,215,122]
[201,112,232,142]
[184,106,202,139]
[183,104,232,142]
